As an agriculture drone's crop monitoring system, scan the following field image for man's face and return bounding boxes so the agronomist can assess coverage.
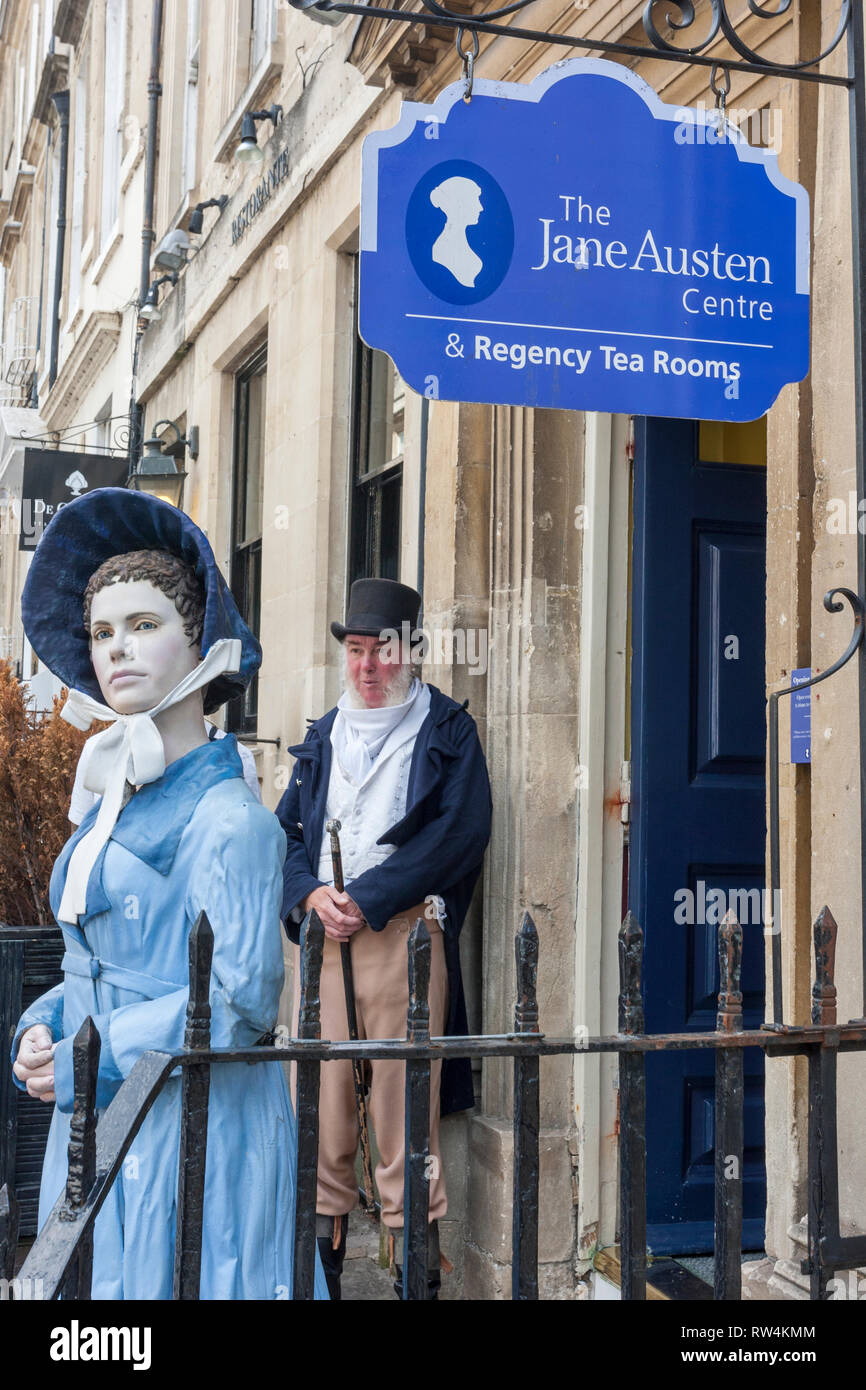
[344,634,405,709]
[89,578,200,714]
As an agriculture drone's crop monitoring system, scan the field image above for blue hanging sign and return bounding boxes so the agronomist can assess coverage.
[791,667,811,764]
[359,58,810,422]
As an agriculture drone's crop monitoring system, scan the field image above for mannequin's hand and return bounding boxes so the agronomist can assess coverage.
[13,1024,57,1102]
[303,886,366,941]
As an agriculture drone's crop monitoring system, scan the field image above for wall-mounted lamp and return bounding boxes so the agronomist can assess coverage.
[153,228,190,272]
[127,419,198,509]
[235,105,283,165]
[139,272,179,324]
[287,0,345,25]
[188,195,229,235]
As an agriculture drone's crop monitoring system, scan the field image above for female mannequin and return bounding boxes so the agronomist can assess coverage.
[11,491,327,1300]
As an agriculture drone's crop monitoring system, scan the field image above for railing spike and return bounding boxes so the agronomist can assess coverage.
[714,911,744,1299]
[404,917,432,1299]
[407,918,432,1045]
[812,905,838,1026]
[184,910,214,1050]
[299,909,325,1038]
[173,911,214,1299]
[617,911,646,1300]
[62,1017,100,1218]
[512,912,540,1299]
[0,1183,20,1285]
[59,1015,100,1299]
[515,912,540,1035]
[717,910,744,1034]
[293,910,325,1300]
[618,911,644,1036]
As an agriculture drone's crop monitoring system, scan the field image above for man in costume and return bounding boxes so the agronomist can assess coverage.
[10,488,328,1300]
[276,578,492,1299]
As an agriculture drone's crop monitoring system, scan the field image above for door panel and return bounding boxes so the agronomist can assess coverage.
[694,530,766,774]
[630,416,767,1254]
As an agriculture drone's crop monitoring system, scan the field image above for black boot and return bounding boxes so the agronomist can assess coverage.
[391,1221,442,1300]
[316,1213,349,1300]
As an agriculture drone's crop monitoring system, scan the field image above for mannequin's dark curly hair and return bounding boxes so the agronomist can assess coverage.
[83,550,205,647]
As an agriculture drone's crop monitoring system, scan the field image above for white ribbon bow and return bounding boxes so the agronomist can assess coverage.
[57,637,241,924]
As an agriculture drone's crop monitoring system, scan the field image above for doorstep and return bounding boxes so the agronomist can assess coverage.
[594,1246,714,1301]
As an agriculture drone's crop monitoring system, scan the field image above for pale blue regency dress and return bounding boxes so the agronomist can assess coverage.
[12,735,328,1300]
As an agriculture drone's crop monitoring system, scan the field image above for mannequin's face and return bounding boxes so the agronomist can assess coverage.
[89,578,201,714]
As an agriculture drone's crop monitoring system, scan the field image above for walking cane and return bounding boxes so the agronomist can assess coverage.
[326,818,379,1222]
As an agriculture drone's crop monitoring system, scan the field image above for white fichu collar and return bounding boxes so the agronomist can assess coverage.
[57,637,241,924]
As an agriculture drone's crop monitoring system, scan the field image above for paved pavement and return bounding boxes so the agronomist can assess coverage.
[341,1211,399,1300]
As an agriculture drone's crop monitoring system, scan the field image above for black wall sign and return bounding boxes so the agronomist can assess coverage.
[231,148,290,243]
[19,449,129,551]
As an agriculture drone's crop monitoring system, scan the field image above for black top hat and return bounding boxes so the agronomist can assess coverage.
[331,578,422,642]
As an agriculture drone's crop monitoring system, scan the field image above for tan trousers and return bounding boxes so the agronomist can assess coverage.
[291,905,449,1228]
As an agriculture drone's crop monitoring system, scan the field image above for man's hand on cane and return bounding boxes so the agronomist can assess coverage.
[303,884,366,941]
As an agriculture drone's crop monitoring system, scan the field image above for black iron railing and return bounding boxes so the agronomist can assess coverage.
[2,903,864,1300]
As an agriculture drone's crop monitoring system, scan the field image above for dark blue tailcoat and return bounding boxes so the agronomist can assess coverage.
[275,684,492,1115]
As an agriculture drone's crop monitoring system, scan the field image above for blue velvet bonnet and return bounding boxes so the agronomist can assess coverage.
[21,488,261,714]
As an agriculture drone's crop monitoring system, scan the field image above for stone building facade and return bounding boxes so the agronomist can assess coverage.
[0,0,863,1299]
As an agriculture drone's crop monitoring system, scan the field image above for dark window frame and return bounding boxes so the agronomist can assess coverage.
[227,341,267,737]
[347,258,403,594]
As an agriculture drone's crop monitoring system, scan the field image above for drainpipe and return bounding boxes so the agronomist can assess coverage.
[30,121,52,408]
[128,0,163,473]
[48,90,69,389]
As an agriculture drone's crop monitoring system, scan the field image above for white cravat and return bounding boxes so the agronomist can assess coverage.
[57,637,241,924]
[334,678,421,784]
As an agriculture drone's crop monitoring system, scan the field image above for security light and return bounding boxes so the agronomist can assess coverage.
[235,106,283,165]
[188,196,229,235]
[139,273,179,325]
[153,228,190,272]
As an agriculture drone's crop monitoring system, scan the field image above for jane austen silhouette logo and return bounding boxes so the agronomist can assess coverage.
[406,160,514,305]
[430,176,484,287]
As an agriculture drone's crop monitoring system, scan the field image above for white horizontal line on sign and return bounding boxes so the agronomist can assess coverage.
[405,313,774,351]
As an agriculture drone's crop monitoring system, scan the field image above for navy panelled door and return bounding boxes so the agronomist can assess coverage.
[630,417,767,1254]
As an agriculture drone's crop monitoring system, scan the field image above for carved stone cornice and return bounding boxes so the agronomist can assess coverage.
[33,50,70,125]
[348,0,473,90]
[53,0,91,46]
[9,163,34,223]
[0,219,22,268]
[41,309,122,428]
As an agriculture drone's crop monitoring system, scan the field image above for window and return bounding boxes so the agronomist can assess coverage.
[44,129,61,372]
[228,345,267,735]
[181,0,201,198]
[94,396,112,451]
[347,261,404,588]
[27,4,40,121]
[100,0,127,248]
[250,0,271,75]
[158,0,200,229]
[42,0,54,56]
[16,60,25,158]
[67,58,87,313]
